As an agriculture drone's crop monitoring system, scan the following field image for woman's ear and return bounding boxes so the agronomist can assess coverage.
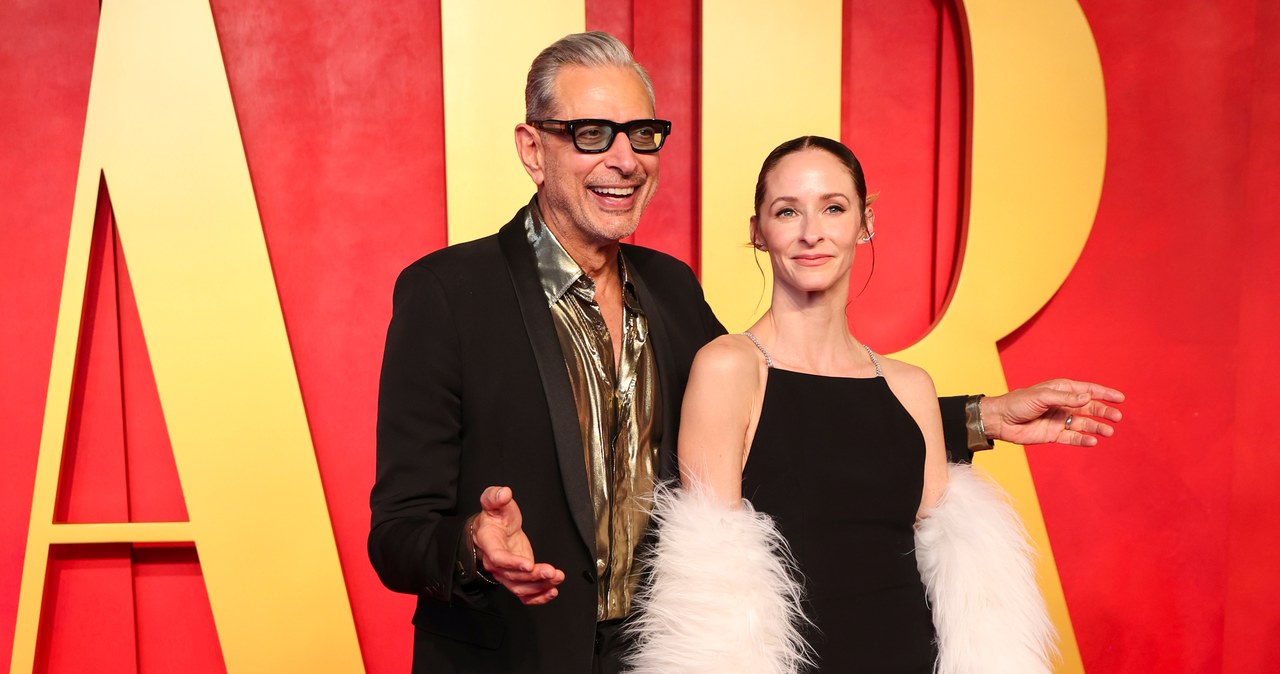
[514,123,545,185]
[860,206,876,243]
[749,216,766,250]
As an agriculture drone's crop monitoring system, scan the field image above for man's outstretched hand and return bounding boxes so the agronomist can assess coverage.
[982,379,1125,447]
[471,486,565,605]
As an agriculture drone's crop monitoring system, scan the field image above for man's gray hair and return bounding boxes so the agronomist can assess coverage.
[525,31,656,122]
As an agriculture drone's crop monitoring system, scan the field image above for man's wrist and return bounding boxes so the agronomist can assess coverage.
[964,395,996,452]
[456,514,499,586]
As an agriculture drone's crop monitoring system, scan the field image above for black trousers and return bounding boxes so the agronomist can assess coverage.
[592,617,633,674]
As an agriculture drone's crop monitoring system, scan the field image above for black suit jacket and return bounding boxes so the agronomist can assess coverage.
[369,207,724,672]
[369,206,977,673]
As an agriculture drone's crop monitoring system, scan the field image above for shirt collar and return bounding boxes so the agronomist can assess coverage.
[525,197,639,308]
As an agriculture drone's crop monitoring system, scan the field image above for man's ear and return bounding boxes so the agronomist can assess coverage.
[515,124,545,185]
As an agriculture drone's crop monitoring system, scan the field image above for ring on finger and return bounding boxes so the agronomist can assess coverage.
[1064,414,1074,430]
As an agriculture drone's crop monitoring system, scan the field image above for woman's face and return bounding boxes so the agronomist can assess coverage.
[752,148,871,297]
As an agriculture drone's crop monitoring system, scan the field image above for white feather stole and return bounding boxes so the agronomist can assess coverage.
[625,481,813,674]
[915,463,1057,674]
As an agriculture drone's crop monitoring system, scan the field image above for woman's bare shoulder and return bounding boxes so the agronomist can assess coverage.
[878,355,938,401]
[692,334,768,376]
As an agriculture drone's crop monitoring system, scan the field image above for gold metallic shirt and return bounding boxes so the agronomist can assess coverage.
[525,201,661,621]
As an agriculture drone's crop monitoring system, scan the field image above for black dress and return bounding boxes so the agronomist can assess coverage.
[740,347,938,672]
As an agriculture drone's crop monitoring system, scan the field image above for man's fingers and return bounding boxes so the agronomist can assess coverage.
[482,548,534,574]
[517,587,560,606]
[492,564,564,585]
[500,576,559,593]
[1081,382,1125,403]
[1059,430,1100,447]
[1069,416,1114,438]
[478,486,524,532]
[526,563,565,583]
[1080,400,1123,422]
[1031,381,1126,421]
[1044,378,1126,404]
[496,572,564,605]
[504,580,554,598]
[480,485,514,511]
[1024,386,1086,412]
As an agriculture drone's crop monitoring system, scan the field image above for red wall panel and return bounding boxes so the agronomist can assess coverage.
[1003,1,1280,671]
[1222,4,1280,670]
[209,2,450,670]
[628,0,701,268]
[842,0,966,353]
[0,1,99,669]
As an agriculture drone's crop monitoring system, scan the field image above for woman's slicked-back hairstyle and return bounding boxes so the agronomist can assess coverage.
[753,136,868,216]
[525,31,656,122]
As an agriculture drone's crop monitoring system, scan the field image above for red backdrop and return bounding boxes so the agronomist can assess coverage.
[1,1,1277,672]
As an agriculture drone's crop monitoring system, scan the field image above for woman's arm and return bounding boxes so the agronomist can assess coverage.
[676,335,767,508]
[881,358,949,516]
[630,335,812,673]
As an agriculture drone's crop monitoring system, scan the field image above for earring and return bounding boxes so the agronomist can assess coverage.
[753,241,768,251]
[859,232,875,243]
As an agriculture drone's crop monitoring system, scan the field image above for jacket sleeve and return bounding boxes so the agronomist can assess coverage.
[368,263,476,600]
[938,395,974,464]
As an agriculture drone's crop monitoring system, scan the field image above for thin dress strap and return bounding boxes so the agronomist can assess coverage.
[861,343,883,377]
[742,331,773,369]
[745,333,880,377]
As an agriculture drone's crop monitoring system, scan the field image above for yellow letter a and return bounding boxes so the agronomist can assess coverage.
[12,2,364,672]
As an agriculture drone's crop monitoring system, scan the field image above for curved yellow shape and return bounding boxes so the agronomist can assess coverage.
[895,2,1106,672]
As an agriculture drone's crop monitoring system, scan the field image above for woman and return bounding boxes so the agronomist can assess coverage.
[627,137,1053,673]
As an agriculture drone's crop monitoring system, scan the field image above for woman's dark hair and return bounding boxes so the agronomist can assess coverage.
[752,136,868,217]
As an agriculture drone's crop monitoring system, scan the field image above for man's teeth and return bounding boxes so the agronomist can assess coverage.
[591,186,636,197]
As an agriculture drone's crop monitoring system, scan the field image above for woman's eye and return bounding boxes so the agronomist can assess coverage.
[775,207,796,217]
[825,204,846,214]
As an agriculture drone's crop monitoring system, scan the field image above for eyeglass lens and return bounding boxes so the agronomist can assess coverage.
[573,121,665,152]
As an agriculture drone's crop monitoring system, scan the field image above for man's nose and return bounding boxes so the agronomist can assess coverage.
[601,132,640,173]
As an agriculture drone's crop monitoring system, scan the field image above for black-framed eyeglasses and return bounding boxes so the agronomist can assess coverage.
[530,118,672,154]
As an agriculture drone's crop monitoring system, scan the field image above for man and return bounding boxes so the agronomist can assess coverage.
[369,32,1122,674]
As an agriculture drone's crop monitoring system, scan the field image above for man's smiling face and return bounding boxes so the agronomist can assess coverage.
[532,64,660,246]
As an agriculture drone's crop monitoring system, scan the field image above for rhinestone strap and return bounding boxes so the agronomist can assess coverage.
[742,331,773,369]
[861,343,883,377]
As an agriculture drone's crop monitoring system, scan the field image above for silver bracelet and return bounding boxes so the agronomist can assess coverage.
[469,516,499,585]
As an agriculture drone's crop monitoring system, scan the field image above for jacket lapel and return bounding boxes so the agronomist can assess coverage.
[622,248,683,482]
[497,213,596,555]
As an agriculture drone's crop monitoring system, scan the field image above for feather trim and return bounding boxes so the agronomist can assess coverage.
[916,463,1058,674]
[625,481,813,674]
